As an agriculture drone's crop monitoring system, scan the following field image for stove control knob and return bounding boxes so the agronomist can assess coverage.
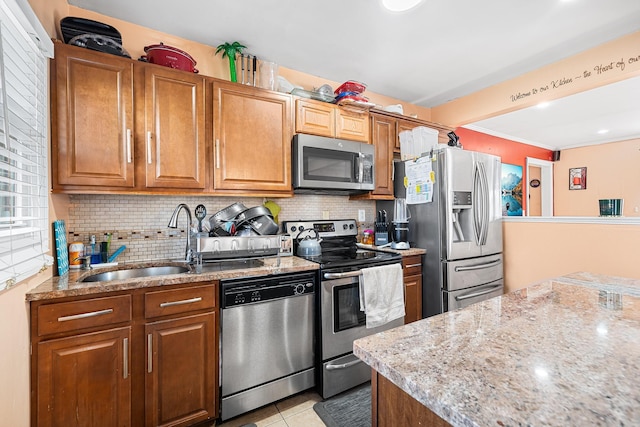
[290,225,297,232]
[298,225,305,231]
[349,223,355,229]
[343,224,348,230]
[293,284,305,295]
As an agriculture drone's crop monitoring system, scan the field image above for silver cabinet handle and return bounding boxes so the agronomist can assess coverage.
[404,263,421,268]
[324,271,361,279]
[126,129,132,163]
[57,308,113,322]
[147,333,153,373]
[159,296,202,308]
[215,139,220,169]
[146,131,152,164]
[455,284,502,301]
[454,259,501,272]
[123,337,129,379]
[326,358,363,371]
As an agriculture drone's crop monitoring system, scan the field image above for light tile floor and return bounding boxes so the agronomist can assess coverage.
[215,391,328,427]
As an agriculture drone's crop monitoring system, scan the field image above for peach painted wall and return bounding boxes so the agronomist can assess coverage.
[432,31,640,127]
[503,221,640,292]
[553,138,640,217]
[528,166,542,216]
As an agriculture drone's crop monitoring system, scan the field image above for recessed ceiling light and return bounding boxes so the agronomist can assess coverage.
[536,102,550,109]
[381,0,423,12]
[597,129,609,134]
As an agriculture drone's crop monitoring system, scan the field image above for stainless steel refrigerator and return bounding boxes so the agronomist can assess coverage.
[378,147,504,318]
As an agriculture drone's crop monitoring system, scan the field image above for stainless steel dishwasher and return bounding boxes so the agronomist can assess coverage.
[220,271,316,421]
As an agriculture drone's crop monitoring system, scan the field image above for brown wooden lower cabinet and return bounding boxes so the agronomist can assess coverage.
[30,283,218,427]
[145,313,216,427]
[372,370,450,427]
[36,327,132,427]
[402,254,423,324]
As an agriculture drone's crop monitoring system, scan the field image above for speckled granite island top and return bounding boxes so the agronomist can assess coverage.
[26,256,319,301]
[353,272,640,427]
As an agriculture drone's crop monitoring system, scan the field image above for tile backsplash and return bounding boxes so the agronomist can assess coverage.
[67,194,376,264]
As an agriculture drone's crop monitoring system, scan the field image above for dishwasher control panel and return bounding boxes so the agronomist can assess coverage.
[221,272,316,308]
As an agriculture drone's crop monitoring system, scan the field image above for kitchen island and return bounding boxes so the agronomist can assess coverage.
[353,272,640,426]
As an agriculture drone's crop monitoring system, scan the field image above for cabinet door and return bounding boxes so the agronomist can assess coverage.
[143,66,206,189]
[404,274,423,324]
[370,113,396,197]
[37,327,131,427]
[52,43,134,188]
[213,82,292,193]
[336,109,369,142]
[145,312,216,427]
[403,255,423,324]
[295,99,334,137]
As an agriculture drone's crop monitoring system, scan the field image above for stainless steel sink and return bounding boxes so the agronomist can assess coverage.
[198,258,264,272]
[81,265,190,282]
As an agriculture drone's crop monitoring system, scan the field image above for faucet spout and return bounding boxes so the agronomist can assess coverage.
[168,204,194,262]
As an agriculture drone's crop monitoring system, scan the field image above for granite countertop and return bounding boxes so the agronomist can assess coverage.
[354,272,640,427]
[27,256,319,301]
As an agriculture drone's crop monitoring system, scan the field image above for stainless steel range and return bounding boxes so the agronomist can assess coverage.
[283,219,403,399]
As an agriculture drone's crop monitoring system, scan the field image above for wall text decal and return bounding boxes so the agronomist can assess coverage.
[510,53,640,103]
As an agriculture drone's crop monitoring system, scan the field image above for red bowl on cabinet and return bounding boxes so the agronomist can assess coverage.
[142,43,199,73]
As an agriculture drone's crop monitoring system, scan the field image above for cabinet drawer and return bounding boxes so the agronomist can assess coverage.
[402,255,422,276]
[145,284,216,318]
[37,295,132,337]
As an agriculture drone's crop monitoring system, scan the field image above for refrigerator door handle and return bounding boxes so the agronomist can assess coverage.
[478,161,490,245]
[454,258,502,272]
[455,284,503,301]
[472,164,483,245]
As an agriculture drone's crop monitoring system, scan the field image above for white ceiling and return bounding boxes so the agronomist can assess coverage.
[67,0,640,150]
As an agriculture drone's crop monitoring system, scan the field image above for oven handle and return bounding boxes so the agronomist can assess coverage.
[454,284,502,301]
[325,358,364,371]
[323,271,362,279]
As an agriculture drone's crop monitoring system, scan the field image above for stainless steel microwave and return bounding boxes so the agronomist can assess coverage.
[292,134,375,193]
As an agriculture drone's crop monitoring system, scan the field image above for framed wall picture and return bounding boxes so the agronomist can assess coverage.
[501,163,523,216]
[569,167,587,190]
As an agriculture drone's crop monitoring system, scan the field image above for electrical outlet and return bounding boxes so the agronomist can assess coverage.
[322,210,330,219]
[358,209,366,222]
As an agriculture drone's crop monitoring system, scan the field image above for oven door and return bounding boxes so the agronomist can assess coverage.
[320,269,403,360]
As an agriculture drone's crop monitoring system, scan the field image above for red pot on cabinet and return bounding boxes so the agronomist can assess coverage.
[142,43,199,73]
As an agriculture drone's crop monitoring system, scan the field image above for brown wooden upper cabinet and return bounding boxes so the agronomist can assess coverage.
[51,42,207,193]
[213,82,293,195]
[295,98,369,142]
[142,66,206,189]
[51,42,135,189]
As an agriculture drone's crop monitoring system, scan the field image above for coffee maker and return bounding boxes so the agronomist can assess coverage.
[391,198,410,250]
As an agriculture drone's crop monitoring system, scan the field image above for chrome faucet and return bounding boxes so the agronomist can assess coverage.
[168,204,194,263]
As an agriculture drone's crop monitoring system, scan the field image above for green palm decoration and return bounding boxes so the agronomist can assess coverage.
[215,41,246,83]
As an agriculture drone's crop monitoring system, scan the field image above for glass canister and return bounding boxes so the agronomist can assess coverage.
[258,60,278,91]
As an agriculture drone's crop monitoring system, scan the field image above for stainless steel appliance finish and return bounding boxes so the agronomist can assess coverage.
[220,272,316,421]
[193,234,293,261]
[292,134,375,193]
[319,261,404,398]
[283,219,403,399]
[379,147,504,318]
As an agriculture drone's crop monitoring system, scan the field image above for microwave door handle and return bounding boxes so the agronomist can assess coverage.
[355,154,364,183]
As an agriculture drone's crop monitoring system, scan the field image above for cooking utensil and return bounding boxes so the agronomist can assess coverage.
[195,204,206,232]
[142,43,199,73]
[296,229,322,257]
[209,203,247,235]
[235,206,278,235]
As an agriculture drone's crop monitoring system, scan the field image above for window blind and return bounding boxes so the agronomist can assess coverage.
[0,0,53,291]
